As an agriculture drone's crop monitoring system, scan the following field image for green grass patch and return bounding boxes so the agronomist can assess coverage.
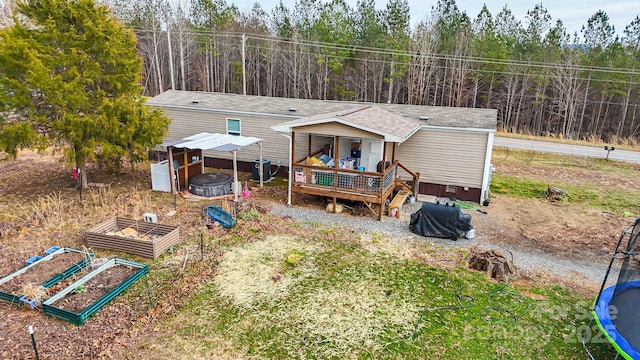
[493,147,640,174]
[164,236,616,359]
[490,173,640,214]
[453,200,482,210]
[490,173,548,199]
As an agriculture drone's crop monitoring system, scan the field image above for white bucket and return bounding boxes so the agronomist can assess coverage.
[465,228,476,239]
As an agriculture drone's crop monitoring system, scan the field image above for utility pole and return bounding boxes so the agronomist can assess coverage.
[242,33,247,95]
[166,20,175,90]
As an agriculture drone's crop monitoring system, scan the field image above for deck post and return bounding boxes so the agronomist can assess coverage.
[290,132,296,206]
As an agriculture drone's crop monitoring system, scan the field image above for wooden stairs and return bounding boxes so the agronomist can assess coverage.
[388,190,411,218]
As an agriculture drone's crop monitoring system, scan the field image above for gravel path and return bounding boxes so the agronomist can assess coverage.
[270,201,609,286]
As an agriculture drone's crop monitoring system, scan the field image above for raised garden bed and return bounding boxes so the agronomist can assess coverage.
[0,247,93,307]
[86,217,180,259]
[43,258,148,325]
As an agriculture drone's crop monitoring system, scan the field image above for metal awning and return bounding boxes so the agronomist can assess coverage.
[161,132,262,152]
[162,132,264,201]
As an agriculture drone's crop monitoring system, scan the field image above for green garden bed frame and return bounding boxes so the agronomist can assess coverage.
[0,247,93,306]
[43,258,148,325]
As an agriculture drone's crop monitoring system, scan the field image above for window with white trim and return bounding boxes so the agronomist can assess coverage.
[227,118,241,136]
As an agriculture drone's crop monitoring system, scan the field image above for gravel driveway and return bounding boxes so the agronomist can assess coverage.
[270,201,610,286]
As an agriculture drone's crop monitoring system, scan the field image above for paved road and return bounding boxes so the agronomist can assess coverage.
[494,137,640,164]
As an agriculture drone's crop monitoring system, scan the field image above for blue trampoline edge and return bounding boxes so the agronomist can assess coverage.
[592,281,640,360]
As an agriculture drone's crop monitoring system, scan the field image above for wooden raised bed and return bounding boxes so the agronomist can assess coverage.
[86,217,180,259]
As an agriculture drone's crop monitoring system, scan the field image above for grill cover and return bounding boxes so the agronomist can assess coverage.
[409,202,472,240]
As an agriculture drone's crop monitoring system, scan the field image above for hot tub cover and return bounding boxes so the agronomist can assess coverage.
[190,173,232,186]
[409,202,472,240]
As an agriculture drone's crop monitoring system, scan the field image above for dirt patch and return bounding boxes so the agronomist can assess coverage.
[51,265,138,313]
[472,194,627,263]
[495,162,640,193]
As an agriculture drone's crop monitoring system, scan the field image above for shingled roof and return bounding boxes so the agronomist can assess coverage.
[147,90,497,131]
[270,106,422,143]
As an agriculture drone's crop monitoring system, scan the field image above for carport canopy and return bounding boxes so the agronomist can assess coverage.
[161,132,264,201]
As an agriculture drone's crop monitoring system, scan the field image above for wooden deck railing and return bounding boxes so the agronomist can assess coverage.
[292,160,420,207]
[293,165,385,195]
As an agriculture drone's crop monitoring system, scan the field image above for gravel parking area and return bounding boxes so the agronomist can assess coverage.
[270,201,610,286]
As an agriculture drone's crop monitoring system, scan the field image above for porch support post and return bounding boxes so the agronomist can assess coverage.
[168,146,176,194]
[308,133,312,156]
[379,141,386,221]
[182,149,188,189]
[333,136,339,213]
[334,136,339,165]
[381,142,387,172]
[290,131,296,205]
[258,141,264,189]
[391,142,396,163]
[200,149,204,174]
[232,149,238,202]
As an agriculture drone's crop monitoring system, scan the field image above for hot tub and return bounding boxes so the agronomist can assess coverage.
[189,173,233,197]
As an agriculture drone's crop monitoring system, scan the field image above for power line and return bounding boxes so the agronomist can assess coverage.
[133,28,640,77]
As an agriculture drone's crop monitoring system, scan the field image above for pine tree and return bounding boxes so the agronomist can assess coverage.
[0,0,169,187]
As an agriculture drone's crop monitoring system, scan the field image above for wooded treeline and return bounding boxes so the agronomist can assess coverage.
[4,0,640,142]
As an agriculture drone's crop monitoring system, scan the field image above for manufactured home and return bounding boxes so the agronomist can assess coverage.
[147,90,497,216]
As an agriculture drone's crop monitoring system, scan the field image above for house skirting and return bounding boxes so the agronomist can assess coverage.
[418,182,481,202]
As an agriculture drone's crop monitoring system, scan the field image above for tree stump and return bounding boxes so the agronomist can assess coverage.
[546,184,566,201]
[468,248,515,282]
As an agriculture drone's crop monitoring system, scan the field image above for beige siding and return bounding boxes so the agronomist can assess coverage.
[295,123,382,139]
[395,129,488,188]
[159,108,292,165]
[293,133,309,161]
[155,106,489,188]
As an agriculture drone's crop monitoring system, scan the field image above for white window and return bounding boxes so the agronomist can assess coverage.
[227,118,241,136]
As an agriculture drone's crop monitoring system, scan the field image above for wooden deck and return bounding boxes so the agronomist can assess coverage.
[291,161,419,220]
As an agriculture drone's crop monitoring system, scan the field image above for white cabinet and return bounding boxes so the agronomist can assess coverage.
[150,160,171,192]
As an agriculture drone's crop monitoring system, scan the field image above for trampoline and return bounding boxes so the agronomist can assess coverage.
[592,218,640,360]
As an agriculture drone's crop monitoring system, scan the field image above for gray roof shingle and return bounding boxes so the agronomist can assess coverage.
[148,90,497,130]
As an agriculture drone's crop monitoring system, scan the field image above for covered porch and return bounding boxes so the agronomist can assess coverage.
[272,106,422,220]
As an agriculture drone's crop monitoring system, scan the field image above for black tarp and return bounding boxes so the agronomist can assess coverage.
[409,202,473,240]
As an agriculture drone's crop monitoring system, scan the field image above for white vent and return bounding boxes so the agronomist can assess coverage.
[418,115,430,121]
